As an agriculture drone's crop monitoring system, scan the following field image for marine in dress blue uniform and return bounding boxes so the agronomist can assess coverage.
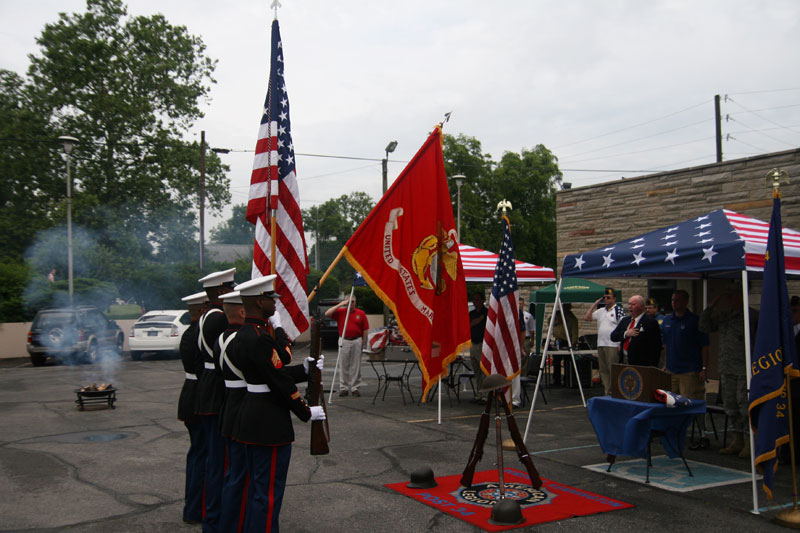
[178,291,208,524]
[194,267,235,532]
[231,275,326,533]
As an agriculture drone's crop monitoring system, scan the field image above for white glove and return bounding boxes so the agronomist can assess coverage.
[304,355,325,373]
[269,313,283,329]
[310,406,326,421]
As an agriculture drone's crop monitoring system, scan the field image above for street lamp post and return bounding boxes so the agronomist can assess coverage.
[382,140,398,194]
[452,174,465,241]
[381,140,398,326]
[59,135,79,306]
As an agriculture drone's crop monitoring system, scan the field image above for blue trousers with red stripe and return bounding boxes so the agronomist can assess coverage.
[201,415,225,532]
[220,438,248,533]
[183,422,206,522]
[244,443,292,533]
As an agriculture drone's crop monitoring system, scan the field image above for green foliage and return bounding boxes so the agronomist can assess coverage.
[0,261,31,321]
[303,192,374,286]
[23,276,119,313]
[443,134,561,269]
[307,268,340,314]
[353,286,383,314]
[0,70,61,263]
[106,303,144,319]
[210,204,253,244]
[3,0,228,266]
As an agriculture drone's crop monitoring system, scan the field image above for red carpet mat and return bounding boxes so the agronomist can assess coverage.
[386,468,633,531]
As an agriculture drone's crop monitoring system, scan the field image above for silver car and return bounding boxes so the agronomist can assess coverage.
[128,310,191,360]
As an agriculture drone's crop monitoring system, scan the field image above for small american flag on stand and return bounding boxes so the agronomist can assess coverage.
[246,19,309,339]
[480,217,522,379]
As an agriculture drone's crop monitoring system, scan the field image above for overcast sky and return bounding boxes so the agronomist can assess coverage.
[3,0,800,234]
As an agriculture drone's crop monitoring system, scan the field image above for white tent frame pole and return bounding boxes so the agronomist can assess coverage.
[523,277,563,443]
[741,269,759,514]
[327,285,356,404]
[556,298,587,406]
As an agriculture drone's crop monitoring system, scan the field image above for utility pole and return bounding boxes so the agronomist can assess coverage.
[199,130,206,270]
[714,95,723,163]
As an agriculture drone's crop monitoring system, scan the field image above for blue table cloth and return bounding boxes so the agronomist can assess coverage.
[587,396,707,458]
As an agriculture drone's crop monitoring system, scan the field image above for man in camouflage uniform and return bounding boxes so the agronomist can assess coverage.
[699,288,758,457]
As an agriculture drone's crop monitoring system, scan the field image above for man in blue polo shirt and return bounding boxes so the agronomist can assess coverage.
[662,289,710,450]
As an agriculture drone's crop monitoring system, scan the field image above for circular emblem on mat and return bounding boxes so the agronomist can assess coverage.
[455,482,548,507]
[618,367,643,400]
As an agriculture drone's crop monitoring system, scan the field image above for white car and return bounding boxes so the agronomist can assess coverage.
[129,310,191,360]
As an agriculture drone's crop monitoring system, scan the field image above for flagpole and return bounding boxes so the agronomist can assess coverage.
[742,268,759,514]
[328,285,356,403]
[308,247,346,303]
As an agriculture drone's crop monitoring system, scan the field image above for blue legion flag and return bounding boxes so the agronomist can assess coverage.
[748,195,800,499]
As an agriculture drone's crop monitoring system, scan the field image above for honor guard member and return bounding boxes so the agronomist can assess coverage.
[178,291,208,525]
[232,275,326,533]
[195,267,235,532]
[216,290,247,533]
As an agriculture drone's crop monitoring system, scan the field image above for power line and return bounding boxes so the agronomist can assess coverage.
[559,118,708,161]
[552,99,708,150]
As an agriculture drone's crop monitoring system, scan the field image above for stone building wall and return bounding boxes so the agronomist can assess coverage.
[547,148,800,376]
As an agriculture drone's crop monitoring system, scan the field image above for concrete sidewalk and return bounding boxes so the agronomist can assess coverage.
[0,348,787,532]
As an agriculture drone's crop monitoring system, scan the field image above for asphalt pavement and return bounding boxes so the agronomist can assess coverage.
[0,347,792,532]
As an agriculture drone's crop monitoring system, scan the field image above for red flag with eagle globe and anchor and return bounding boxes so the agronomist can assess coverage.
[342,126,471,400]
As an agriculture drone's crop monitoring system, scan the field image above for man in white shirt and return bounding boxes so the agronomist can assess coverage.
[583,287,624,395]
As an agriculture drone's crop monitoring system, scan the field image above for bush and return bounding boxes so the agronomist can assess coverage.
[0,261,31,321]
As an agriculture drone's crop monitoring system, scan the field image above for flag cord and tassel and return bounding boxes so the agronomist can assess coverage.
[776,375,800,526]
[307,247,346,303]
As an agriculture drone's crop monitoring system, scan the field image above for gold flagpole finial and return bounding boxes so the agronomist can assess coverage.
[497,199,512,217]
[766,168,789,198]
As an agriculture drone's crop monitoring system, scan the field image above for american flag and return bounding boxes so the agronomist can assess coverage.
[246,19,309,339]
[481,218,522,379]
[561,209,800,278]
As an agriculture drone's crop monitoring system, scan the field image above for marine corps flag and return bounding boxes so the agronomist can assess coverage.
[748,192,800,499]
[342,126,470,400]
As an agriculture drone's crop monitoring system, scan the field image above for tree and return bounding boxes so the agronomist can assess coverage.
[20,0,229,262]
[443,134,561,269]
[210,204,253,244]
[302,192,374,286]
[0,70,62,263]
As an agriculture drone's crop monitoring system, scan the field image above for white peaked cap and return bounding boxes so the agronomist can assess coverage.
[219,290,243,305]
[198,267,236,288]
[237,274,281,298]
[181,291,208,305]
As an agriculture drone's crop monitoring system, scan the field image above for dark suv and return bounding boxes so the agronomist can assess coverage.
[317,298,342,348]
[26,307,125,366]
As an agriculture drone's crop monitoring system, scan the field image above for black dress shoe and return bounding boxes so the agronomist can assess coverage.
[182,517,201,525]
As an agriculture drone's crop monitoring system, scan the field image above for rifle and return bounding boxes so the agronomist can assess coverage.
[460,398,492,487]
[308,316,330,455]
[499,392,542,489]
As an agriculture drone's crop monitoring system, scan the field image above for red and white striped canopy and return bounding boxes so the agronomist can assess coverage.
[458,243,555,283]
[725,209,800,275]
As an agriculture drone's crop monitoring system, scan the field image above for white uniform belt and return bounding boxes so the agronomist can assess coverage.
[185,372,197,380]
[247,383,271,393]
[204,362,215,370]
[225,379,246,388]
